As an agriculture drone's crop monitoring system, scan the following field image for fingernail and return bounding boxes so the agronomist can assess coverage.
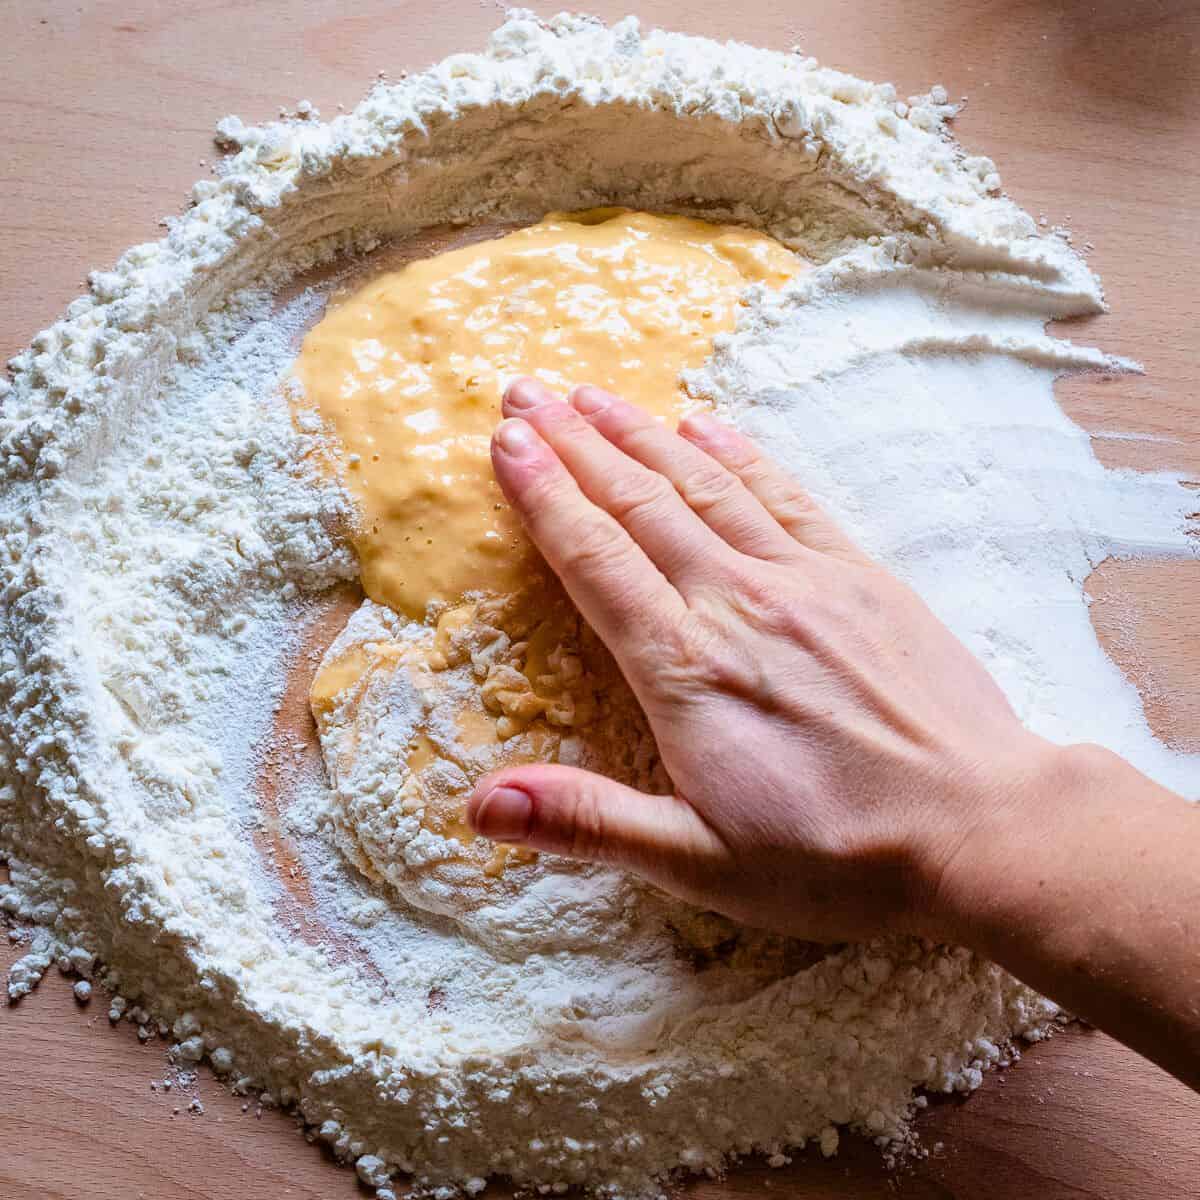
[472,785,533,841]
[569,385,614,416]
[494,418,538,457]
[504,377,554,410]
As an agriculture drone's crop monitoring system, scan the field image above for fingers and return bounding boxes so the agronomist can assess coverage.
[489,409,687,651]
[567,385,801,563]
[679,410,869,563]
[502,378,734,589]
[467,763,727,885]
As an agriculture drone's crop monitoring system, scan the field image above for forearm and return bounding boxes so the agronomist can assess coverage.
[938,744,1200,1089]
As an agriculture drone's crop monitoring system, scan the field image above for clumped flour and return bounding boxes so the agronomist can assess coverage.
[1,11,1196,1198]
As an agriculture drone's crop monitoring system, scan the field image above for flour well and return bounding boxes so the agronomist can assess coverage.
[1,12,1197,1199]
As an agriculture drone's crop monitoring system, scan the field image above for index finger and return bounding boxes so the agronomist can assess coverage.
[490,416,688,658]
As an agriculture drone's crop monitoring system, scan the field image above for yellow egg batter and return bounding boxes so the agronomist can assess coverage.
[292,208,799,619]
[299,210,800,885]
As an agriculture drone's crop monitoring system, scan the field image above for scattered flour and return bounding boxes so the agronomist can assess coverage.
[1,11,1196,1198]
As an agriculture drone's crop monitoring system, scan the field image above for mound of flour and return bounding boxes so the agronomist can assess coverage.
[1,11,1197,1198]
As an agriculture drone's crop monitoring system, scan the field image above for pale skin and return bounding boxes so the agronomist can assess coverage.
[467,377,1200,1092]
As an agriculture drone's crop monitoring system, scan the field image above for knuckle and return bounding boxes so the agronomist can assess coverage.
[563,780,610,861]
[732,582,805,640]
[750,573,877,647]
[762,596,818,643]
[654,611,758,698]
[607,472,676,527]
[557,515,628,578]
[767,480,821,527]
[720,567,819,642]
[679,462,742,515]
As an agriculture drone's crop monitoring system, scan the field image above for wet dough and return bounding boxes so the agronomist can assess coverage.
[295,210,801,952]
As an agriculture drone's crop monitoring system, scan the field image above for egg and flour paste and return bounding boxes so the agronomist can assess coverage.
[298,208,801,944]
[1,14,1197,1200]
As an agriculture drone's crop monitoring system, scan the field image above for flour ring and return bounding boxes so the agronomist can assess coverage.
[3,13,1195,1199]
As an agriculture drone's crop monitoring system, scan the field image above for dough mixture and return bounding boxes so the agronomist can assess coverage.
[298,208,800,946]
[1,13,1196,1200]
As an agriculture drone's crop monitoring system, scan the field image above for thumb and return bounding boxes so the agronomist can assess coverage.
[466,763,726,883]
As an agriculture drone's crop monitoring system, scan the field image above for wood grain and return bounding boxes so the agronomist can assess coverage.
[1,1,1198,1198]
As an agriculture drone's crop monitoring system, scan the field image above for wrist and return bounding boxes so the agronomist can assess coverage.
[913,738,1112,949]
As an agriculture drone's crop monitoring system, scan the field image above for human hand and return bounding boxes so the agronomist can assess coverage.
[467,378,1057,943]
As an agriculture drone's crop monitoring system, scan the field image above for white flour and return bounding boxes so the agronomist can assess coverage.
[1,11,1197,1198]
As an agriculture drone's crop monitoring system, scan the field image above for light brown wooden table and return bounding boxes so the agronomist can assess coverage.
[2,2,1198,1197]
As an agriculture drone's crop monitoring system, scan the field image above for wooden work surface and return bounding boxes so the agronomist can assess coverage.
[1,1,1198,1197]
